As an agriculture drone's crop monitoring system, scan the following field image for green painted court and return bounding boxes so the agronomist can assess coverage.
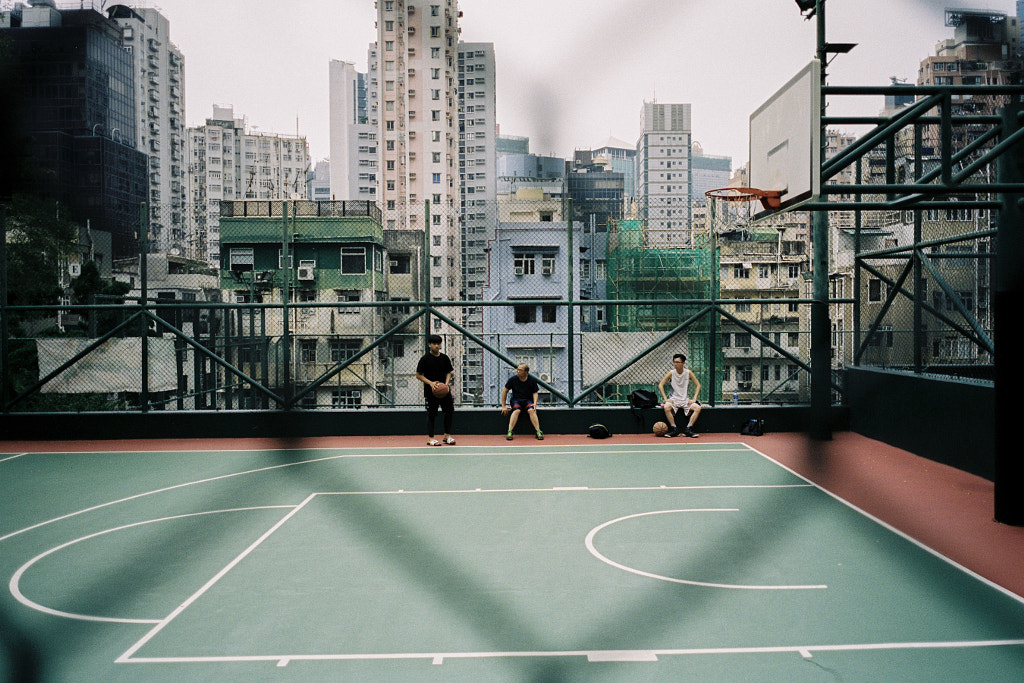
[2,441,1022,681]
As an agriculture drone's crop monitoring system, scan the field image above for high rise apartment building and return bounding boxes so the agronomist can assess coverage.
[635,102,693,248]
[328,58,378,201]
[375,0,462,309]
[108,5,189,258]
[187,105,310,264]
[458,42,496,396]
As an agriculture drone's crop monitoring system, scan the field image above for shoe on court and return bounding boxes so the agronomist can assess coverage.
[506,431,513,441]
[536,431,544,440]
[665,426,680,438]
[683,426,699,438]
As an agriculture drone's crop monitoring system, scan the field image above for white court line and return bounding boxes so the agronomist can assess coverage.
[0,452,28,464]
[116,638,1024,667]
[745,443,1024,607]
[9,506,293,624]
[0,444,752,545]
[321,484,812,497]
[584,509,828,591]
[116,495,317,664]
[0,452,361,544]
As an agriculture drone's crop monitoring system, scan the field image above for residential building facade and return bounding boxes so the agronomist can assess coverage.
[218,200,391,409]
[108,5,189,258]
[187,105,310,265]
[375,0,462,309]
[635,102,694,248]
[458,42,497,398]
[328,58,378,202]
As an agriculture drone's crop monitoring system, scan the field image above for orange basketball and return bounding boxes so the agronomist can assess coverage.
[652,421,668,437]
[432,382,450,398]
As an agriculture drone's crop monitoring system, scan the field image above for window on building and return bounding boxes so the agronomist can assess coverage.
[341,247,365,274]
[540,255,556,275]
[332,389,362,407]
[514,305,537,323]
[541,305,557,323]
[329,338,361,362]
[868,278,883,302]
[735,332,752,348]
[229,247,254,273]
[300,339,317,363]
[514,253,536,275]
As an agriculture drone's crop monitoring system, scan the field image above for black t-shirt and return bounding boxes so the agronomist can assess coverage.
[416,352,454,397]
[504,374,538,401]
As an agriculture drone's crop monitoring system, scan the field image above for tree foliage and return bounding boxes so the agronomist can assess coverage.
[4,194,77,313]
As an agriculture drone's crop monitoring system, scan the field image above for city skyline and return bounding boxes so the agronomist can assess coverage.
[59,0,1021,169]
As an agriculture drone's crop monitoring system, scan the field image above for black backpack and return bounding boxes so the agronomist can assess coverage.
[629,389,658,410]
[740,418,765,436]
[588,424,612,439]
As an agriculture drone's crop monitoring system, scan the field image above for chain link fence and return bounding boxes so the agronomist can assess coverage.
[0,185,997,413]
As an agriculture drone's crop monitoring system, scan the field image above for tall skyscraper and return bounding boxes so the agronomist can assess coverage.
[457,42,496,397]
[635,102,693,248]
[1,3,147,259]
[108,5,189,258]
[375,0,462,309]
[328,58,378,201]
[187,106,310,264]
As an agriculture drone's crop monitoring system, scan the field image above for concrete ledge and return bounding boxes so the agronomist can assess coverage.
[1,404,849,441]
[846,366,994,480]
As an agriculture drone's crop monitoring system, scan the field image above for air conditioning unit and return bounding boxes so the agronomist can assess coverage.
[514,267,524,276]
[297,266,315,281]
[538,372,551,383]
[68,263,81,277]
[541,266,553,276]
[738,382,752,392]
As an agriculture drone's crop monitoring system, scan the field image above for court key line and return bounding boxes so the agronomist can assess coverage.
[116,495,319,664]
[9,506,296,624]
[584,508,828,590]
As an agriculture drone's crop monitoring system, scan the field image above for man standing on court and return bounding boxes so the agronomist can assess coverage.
[657,353,702,437]
[500,363,543,440]
[415,334,455,446]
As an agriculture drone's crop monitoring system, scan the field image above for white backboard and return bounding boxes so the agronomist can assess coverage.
[749,59,821,215]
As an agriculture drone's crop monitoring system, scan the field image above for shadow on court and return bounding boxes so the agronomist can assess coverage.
[262,439,843,680]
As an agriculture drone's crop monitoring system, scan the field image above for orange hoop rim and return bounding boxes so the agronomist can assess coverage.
[705,187,782,210]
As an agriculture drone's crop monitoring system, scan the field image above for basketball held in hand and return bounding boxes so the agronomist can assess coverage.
[432,382,450,398]
[652,421,668,437]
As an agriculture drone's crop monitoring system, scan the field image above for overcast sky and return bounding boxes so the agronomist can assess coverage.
[141,0,1016,169]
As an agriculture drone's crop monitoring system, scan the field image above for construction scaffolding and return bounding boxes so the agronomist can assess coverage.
[605,218,721,401]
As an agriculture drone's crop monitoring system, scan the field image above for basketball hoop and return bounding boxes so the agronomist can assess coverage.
[705,187,782,211]
[703,187,783,239]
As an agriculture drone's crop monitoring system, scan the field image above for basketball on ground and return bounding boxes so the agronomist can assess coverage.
[432,382,450,398]
[653,421,668,437]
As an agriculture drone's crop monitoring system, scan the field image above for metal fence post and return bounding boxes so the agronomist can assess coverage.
[995,104,1024,525]
[139,202,149,412]
[566,198,575,406]
[0,205,8,413]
